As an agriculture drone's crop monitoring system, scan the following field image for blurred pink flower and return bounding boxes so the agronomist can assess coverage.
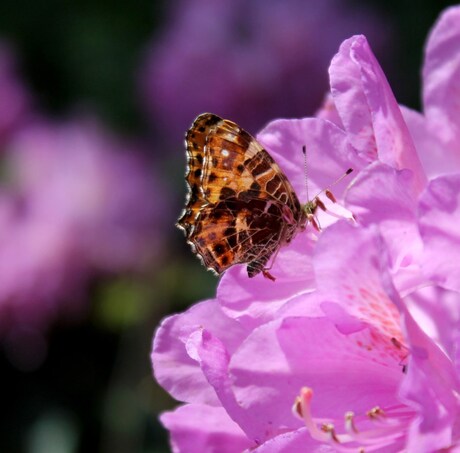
[0,119,166,365]
[153,6,460,451]
[8,120,163,271]
[140,0,391,146]
[0,42,31,147]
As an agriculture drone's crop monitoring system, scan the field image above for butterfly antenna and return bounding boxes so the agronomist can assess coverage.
[302,145,310,202]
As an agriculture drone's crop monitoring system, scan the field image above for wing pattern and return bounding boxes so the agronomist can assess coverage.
[177,113,303,278]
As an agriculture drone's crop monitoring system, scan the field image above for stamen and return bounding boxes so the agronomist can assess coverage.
[315,197,327,211]
[321,423,340,442]
[390,337,406,350]
[325,189,337,203]
[307,214,321,231]
[293,388,413,451]
[345,411,358,433]
[293,387,342,442]
[300,150,353,232]
[367,407,384,419]
[390,337,410,373]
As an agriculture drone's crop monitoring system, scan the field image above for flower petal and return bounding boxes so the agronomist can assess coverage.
[423,5,460,150]
[257,117,363,202]
[330,35,426,192]
[313,221,404,341]
[404,286,460,363]
[152,299,248,405]
[228,316,402,442]
[418,174,460,292]
[252,427,324,452]
[401,105,460,178]
[217,233,315,329]
[345,162,424,294]
[400,311,460,451]
[160,404,253,453]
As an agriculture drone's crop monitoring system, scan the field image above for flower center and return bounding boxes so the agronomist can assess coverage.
[293,387,414,452]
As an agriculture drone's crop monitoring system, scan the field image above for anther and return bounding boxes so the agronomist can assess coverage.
[345,411,358,433]
[293,396,303,418]
[315,197,327,211]
[308,214,321,231]
[325,189,337,203]
[321,423,340,443]
[367,407,384,419]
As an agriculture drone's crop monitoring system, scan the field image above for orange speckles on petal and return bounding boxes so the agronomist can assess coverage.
[340,281,407,367]
[344,283,403,347]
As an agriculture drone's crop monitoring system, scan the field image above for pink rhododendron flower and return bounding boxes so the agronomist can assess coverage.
[153,6,460,452]
[7,120,162,272]
[0,119,166,365]
[400,6,460,296]
[154,223,460,451]
[140,0,391,145]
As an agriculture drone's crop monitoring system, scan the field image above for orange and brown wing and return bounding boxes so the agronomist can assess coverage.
[177,114,217,237]
[189,196,289,275]
[200,115,299,211]
[177,113,301,277]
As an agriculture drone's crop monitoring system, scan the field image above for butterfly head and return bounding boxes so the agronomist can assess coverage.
[300,199,321,231]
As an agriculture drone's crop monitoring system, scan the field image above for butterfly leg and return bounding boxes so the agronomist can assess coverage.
[247,254,276,281]
[262,269,276,281]
[260,243,285,281]
[249,223,296,281]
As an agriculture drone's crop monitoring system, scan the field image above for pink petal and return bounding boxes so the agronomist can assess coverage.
[329,37,377,162]
[227,315,402,442]
[192,328,262,440]
[217,232,315,329]
[400,310,460,451]
[315,93,343,128]
[313,221,404,340]
[418,174,460,292]
[345,162,425,294]
[404,286,460,368]
[252,428,324,452]
[160,404,253,453]
[152,299,248,405]
[423,6,460,149]
[257,117,363,203]
[401,105,460,178]
[330,35,426,192]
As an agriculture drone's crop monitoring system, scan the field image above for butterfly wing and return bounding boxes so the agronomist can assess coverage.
[188,195,294,275]
[178,113,301,277]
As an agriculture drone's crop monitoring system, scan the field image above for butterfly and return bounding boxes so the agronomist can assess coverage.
[177,113,351,280]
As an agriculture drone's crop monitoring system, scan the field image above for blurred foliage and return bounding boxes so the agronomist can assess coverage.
[0,1,458,452]
[0,0,165,133]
